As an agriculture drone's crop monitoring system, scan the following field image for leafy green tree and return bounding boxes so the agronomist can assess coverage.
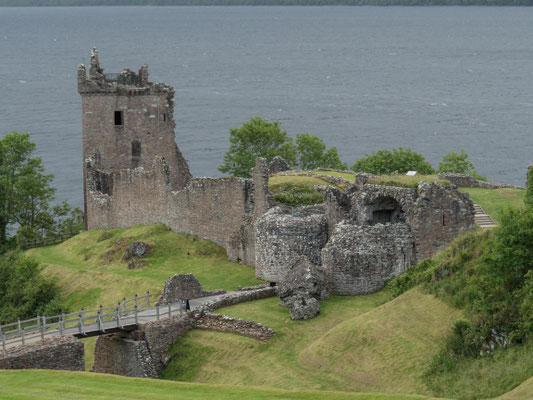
[438,148,486,181]
[295,133,348,171]
[351,147,434,175]
[0,251,62,324]
[219,117,296,178]
[0,132,82,251]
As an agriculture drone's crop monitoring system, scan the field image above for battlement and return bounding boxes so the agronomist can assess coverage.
[78,48,172,95]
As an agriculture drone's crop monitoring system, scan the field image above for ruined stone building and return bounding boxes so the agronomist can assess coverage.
[79,49,475,297]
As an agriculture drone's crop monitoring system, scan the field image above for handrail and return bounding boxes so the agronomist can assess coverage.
[0,290,156,350]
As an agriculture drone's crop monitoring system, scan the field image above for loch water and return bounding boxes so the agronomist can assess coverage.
[0,6,532,207]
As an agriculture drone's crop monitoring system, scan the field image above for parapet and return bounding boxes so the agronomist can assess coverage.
[77,47,172,96]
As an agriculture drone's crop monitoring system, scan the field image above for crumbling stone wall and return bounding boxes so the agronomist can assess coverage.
[255,206,328,282]
[322,221,414,295]
[0,336,84,371]
[438,173,523,189]
[194,312,275,341]
[158,274,225,305]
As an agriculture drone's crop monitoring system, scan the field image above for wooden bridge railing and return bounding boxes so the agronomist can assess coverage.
[0,291,184,350]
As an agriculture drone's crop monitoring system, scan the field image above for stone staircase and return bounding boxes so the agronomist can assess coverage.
[473,203,497,229]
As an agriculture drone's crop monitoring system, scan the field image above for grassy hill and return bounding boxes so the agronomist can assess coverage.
[162,289,461,395]
[27,223,262,312]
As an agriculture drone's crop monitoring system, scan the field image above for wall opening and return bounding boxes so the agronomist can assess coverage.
[114,111,123,126]
[369,196,404,225]
[163,113,167,122]
[442,214,447,226]
[132,141,141,168]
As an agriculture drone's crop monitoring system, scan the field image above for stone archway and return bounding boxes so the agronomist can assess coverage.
[369,196,405,225]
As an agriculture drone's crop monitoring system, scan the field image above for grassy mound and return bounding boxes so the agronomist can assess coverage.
[367,175,450,188]
[27,223,261,311]
[269,175,330,205]
[162,289,459,395]
[0,370,443,400]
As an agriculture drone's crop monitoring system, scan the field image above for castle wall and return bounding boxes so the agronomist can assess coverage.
[86,156,258,265]
[322,222,414,295]
[254,206,328,282]
[410,182,475,261]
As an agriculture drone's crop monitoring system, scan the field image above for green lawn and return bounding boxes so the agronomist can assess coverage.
[0,370,444,400]
[162,289,461,396]
[459,187,525,222]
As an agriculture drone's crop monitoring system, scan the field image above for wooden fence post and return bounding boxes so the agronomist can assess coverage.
[146,290,150,308]
[134,305,138,325]
[156,303,160,320]
[1,333,5,350]
[60,311,65,334]
[40,315,45,340]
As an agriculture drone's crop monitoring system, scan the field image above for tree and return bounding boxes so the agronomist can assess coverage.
[219,117,296,178]
[438,148,486,181]
[351,147,434,175]
[295,133,348,171]
[0,132,82,251]
[0,251,61,324]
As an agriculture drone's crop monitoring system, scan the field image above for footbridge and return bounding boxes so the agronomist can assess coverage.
[0,291,228,350]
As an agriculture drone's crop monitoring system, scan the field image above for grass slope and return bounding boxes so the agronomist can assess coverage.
[27,223,261,311]
[163,288,460,396]
[498,375,533,400]
[0,370,444,400]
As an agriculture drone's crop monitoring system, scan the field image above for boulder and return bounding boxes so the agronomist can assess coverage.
[124,241,151,260]
[278,257,328,307]
[287,295,320,320]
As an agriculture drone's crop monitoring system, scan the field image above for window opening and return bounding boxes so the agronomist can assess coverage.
[114,111,123,126]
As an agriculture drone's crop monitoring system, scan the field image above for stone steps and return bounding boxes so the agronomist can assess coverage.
[473,202,497,230]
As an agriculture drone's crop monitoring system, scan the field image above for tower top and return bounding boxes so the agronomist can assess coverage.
[78,47,167,95]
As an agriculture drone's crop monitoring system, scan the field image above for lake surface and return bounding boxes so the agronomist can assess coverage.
[1,6,532,207]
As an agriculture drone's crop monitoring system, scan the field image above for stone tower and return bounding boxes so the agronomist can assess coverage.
[78,48,191,216]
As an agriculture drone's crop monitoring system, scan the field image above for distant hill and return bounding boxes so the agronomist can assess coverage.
[1,0,532,6]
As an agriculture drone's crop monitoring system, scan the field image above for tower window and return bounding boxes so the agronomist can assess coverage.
[442,215,447,226]
[114,111,123,126]
[163,113,168,122]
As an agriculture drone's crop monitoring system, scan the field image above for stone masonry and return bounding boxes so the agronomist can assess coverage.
[323,221,414,295]
[0,336,84,371]
[255,206,329,282]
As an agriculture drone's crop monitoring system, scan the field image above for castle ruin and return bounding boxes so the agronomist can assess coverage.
[78,49,475,296]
